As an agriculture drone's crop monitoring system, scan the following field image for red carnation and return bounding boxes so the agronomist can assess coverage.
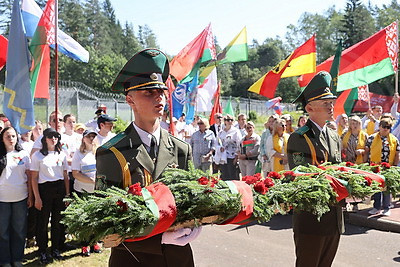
[372,166,381,173]
[116,200,128,212]
[317,165,327,170]
[365,177,372,186]
[284,171,295,177]
[346,162,355,167]
[242,175,259,185]
[254,181,268,195]
[268,171,281,179]
[264,178,275,188]
[210,177,219,187]
[370,163,377,166]
[338,167,346,172]
[381,162,391,169]
[254,173,262,179]
[197,176,209,185]
[128,183,142,196]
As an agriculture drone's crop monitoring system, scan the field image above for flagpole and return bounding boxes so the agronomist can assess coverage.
[396,20,399,94]
[54,0,59,130]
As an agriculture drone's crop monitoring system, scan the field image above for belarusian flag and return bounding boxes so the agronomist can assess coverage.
[29,0,55,99]
[248,35,316,98]
[199,27,248,83]
[170,23,216,83]
[299,21,398,92]
[0,35,8,70]
[333,85,370,118]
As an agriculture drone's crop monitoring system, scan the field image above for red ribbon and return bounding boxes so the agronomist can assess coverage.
[220,181,254,225]
[326,166,385,187]
[125,182,177,242]
[324,174,349,202]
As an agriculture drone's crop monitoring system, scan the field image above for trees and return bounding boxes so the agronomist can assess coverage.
[340,0,376,48]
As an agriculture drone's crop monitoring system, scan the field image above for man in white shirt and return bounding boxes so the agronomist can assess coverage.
[94,114,117,146]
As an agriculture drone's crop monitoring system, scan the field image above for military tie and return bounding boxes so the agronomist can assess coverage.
[149,135,157,160]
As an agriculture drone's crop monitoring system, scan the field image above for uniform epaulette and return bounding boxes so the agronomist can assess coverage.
[101,132,127,149]
[295,125,310,135]
[169,133,187,145]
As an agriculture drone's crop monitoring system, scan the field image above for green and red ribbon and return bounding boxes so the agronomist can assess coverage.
[125,182,177,242]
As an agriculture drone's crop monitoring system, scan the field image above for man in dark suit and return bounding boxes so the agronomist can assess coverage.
[209,113,223,136]
[287,71,343,267]
[96,49,199,267]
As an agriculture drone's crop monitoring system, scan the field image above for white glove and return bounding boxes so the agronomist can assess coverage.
[161,227,202,246]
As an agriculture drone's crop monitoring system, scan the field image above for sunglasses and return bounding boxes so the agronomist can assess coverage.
[381,125,391,129]
[52,118,63,123]
[246,126,253,129]
[46,134,60,139]
[224,119,233,122]
[217,117,223,119]
[197,122,204,125]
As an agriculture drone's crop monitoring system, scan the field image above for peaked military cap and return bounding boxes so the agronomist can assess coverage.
[293,71,337,109]
[111,48,169,93]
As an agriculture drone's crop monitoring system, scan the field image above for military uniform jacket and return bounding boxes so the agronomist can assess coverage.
[95,123,192,256]
[287,119,344,235]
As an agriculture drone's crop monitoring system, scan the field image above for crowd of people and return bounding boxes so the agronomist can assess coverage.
[1,95,400,265]
[0,107,117,265]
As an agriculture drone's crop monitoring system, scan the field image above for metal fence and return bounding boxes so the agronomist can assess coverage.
[0,81,296,124]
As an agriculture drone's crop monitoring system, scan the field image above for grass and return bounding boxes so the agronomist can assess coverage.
[23,241,111,267]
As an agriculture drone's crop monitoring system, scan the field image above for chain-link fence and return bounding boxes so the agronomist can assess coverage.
[0,81,296,125]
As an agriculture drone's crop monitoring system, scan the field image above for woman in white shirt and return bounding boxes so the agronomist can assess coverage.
[0,127,32,267]
[217,115,242,180]
[31,128,69,264]
[71,130,101,256]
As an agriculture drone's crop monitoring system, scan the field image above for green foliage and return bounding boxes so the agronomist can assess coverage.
[248,110,257,121]
[62,187,157,245]
[112,116,130,134]
[158,163,242,224]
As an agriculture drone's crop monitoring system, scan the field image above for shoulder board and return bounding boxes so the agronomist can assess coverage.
[169,134,188,146]
[295,125,310,135]
[101,132,127,149]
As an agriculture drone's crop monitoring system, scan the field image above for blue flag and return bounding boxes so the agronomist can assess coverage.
[184,72,199,124]
[172,82,188,119]
[4,0,35,134]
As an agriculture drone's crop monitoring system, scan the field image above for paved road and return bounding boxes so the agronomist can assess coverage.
[191,214,400,267]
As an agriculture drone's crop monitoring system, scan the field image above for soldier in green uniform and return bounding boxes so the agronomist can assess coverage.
[95,49,200,267]
[287,71,343,267]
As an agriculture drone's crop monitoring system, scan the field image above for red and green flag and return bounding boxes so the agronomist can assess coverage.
[248,35,316,98]
[209,81,222,125]
[29,0,56,99]
[299,21,398,91]
[170,23,216,83]
[199,27,248,83]
[0,35,8,70]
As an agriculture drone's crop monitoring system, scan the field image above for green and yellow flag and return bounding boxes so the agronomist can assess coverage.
[199,27,248,83]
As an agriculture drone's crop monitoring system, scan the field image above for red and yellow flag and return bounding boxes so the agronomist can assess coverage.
[248,35,316,98]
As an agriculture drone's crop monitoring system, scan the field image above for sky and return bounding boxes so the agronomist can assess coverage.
[110,0,394,55]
